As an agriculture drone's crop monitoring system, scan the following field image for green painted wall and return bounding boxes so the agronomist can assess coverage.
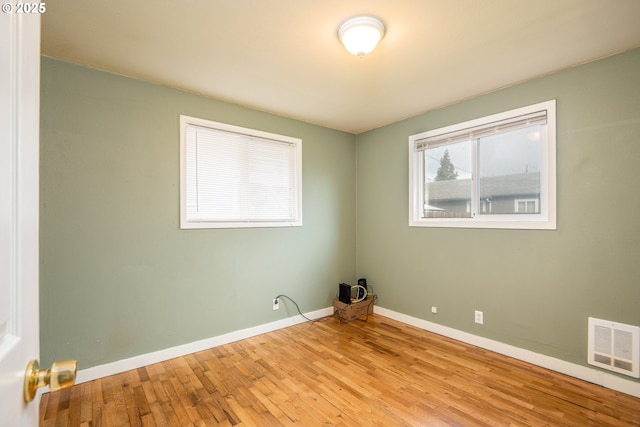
[356,48,640,379]
[41,49,640,380]
[40,57,356,369]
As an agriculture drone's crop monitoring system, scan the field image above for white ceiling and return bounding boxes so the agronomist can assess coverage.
[41,0,640,134]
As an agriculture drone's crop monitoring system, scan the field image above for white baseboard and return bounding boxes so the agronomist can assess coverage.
[373,306,640,399]
[76,307,333,384]
[77,304,640,399]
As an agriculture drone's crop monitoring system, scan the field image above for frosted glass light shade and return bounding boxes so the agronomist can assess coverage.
[338,16,385,57]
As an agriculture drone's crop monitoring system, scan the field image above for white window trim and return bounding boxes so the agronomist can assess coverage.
[408,100,556,230]
[180,115,302,229]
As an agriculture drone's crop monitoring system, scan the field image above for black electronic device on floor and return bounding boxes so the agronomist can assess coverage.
[358,277,369,300]
[339,283,351,304]
[339,278,369,304]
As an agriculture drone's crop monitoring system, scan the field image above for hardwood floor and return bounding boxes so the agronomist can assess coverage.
[40,314,640,426]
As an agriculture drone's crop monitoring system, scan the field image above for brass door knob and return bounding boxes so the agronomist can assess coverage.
[24,359,77,402]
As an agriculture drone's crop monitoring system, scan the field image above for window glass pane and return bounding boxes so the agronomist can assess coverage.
[189,128,246,221]
[423,140,472,218]
[477,126,542,215]
[247,139,297,220]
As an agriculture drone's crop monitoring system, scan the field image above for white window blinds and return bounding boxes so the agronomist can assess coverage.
[181,117,302,228]
[415,110,547,151]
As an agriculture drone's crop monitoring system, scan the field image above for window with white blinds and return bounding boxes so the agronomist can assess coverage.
[180,116,302,229]
[408,100,556,230]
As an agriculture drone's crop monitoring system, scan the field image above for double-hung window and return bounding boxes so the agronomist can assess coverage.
[409,100,556,229]
[180,116,302,229]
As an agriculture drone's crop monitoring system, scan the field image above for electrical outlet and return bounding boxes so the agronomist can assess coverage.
[474,310,483,325]
[431,306,438,314]
[272,298,279,310]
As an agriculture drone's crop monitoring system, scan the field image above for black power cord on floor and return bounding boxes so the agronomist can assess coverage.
[273,294,321,323]
[275,287,378,324]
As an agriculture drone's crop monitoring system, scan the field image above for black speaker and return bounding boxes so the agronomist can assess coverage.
[339,283,351,304]
[358,277,369,299]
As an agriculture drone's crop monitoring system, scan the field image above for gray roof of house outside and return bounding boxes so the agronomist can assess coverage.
[427,173,541,202]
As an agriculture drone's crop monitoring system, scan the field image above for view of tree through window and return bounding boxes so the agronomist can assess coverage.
[435,149,459,181]
[424,141,472,218]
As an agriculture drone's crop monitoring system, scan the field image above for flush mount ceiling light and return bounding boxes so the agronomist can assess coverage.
[338,16,385,57]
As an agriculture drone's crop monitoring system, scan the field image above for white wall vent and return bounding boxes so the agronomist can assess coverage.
[588,317,639,378]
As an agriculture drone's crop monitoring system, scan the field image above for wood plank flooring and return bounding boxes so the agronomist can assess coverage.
[40,314,640,426]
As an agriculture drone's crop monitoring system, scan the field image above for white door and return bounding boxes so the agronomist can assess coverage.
[0,2,41,426]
